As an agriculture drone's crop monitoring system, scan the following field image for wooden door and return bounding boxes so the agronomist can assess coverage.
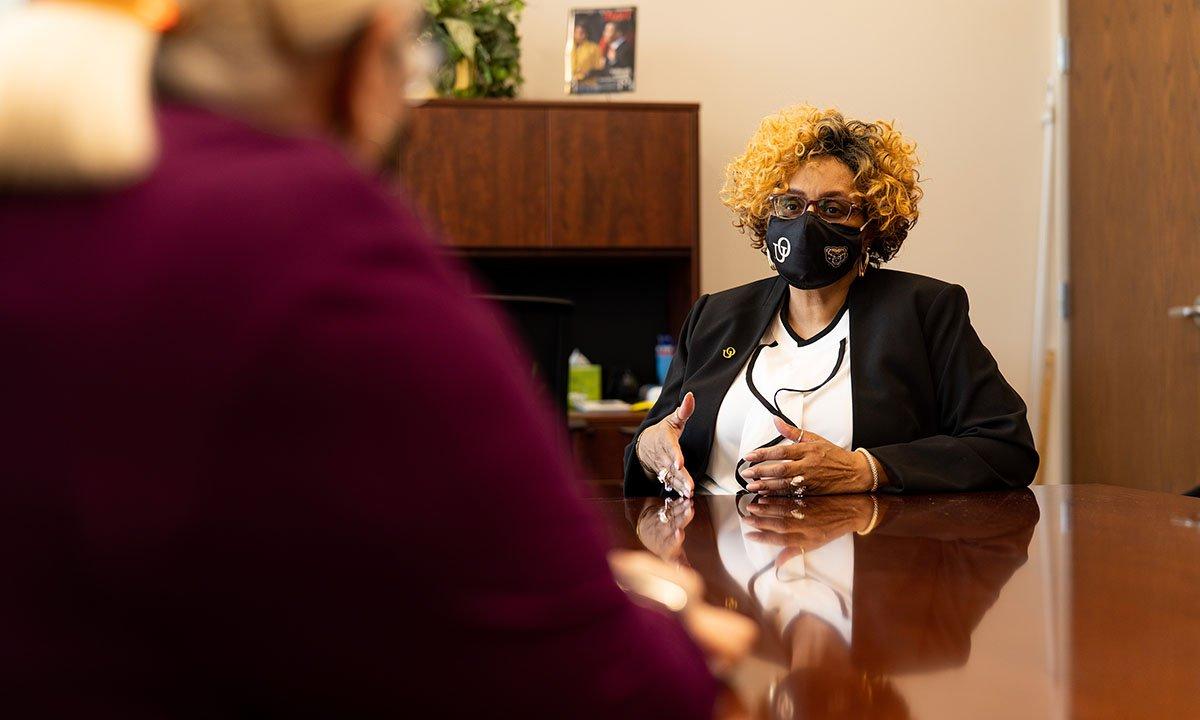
[548,107,697,249]
[1068,1,1200,493]
[398,106,549,248]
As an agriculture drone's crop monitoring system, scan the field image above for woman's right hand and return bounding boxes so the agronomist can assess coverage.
[636,497,695,562]
[635,391,696,497]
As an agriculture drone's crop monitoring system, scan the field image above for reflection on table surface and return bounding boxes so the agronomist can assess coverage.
[590,485,1200,719]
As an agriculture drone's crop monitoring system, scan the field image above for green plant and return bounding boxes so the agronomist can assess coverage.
[424,0,525,98]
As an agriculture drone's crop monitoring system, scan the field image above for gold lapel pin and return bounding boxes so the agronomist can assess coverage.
[722,346,736,359]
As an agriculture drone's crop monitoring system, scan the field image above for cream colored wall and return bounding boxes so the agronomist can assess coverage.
[518,0,1057,430]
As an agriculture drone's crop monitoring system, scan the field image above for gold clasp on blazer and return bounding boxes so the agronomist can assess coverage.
[722,347,736,359]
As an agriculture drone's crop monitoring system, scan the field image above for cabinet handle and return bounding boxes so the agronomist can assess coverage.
[1168,295,1200,328]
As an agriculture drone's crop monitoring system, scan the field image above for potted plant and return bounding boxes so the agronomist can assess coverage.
[423,0,525,98]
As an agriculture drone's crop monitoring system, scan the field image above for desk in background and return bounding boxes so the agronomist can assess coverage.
[399,100,701,403]
[590,485,1200,719]
[569,409,645,497]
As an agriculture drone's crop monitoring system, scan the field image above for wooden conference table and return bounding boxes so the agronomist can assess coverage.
[590,485,1200,719]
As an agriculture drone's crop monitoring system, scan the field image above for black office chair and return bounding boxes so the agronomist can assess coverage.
[478,295,574,419]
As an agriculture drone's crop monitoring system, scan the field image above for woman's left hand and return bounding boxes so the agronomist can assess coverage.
[740,495,877,555]
[741,417,874,495]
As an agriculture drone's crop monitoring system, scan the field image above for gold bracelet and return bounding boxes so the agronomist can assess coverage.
[857,495,880,536]
[855,447,880,493]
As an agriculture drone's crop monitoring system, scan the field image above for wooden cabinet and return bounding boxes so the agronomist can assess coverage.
[397,100,698,493]
[548,109,697,249]
[399,100,699,251]
[400,105,549,248]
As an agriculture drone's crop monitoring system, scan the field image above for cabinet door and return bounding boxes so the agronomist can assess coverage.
[549,109,697,249]
[399,107,549,248]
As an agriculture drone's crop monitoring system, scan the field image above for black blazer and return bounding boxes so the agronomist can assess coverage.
[623,270,1039,496]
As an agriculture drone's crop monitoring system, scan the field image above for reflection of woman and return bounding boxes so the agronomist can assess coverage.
[637,491,1039,719]
[626,105,1038,497]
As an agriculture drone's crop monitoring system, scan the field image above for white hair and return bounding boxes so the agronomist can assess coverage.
[0,0,394,189]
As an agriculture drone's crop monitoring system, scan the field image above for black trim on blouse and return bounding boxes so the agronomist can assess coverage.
[780,298,849,347]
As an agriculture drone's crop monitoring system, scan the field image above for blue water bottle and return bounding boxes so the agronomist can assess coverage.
[655,334,675,385]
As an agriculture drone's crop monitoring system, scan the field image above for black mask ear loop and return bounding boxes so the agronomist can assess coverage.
[735,491,759,518]
[735,338,847,489]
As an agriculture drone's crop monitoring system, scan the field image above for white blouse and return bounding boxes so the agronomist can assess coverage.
[702,304,853,495]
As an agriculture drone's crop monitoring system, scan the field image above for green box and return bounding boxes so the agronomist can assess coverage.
[569,364,602,401]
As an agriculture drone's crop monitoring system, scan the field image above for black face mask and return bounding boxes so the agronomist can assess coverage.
[765,214,864,289]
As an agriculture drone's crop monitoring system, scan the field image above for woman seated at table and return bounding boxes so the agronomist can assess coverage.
[626,105,1038,497]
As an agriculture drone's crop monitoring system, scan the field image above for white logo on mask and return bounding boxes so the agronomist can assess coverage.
[772,236,791,263]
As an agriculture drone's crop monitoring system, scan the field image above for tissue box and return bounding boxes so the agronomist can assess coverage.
[569,364,602,402]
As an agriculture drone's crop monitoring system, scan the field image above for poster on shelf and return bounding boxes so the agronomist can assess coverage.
[565,7,636,95]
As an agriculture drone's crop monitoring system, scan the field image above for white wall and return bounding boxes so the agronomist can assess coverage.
[519,0,1058,453]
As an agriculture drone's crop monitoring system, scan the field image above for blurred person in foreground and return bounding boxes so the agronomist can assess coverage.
[0,1,751,716]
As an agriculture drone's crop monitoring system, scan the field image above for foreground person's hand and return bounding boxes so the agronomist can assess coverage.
[742,418,885,495]
[636,391,697,497]
[608,550,758,676]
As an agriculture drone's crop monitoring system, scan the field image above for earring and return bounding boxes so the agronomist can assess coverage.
[858,254,868,277]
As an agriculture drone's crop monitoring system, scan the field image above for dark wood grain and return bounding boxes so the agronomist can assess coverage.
[1067,485,1200,718]
[398,106,549,248]
[1068,0,1200,493]
[548,108,698,249]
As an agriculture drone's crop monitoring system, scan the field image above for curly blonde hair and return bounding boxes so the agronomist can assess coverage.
[721,105,923,263]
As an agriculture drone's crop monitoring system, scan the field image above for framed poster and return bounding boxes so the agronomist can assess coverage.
[565,7,636,94]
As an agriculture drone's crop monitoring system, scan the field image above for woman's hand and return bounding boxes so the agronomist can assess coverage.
[635,391,696,497]
[740,495,881,564]
[741,417,881,495]
[635,497,694,562]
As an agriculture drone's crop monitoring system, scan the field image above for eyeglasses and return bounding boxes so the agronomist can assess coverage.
[768,193,864,224]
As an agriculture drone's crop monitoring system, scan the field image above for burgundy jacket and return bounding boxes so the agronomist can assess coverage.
[0,105,715,718]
